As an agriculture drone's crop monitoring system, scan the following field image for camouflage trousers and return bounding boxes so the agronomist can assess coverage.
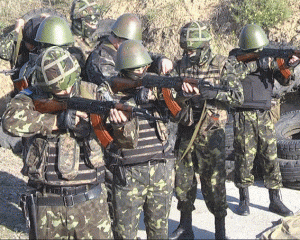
[35,183,113,239]
[174,121,228,218]
[233,110,283,189]
[113,159,175,239]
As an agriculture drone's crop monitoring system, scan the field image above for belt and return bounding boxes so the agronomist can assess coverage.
[44,184,92,195]
[235,108,268,112]
[132,159,166,167]
[37,184,102,207]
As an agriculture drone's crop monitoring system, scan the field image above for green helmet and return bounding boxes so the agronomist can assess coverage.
[180,21,211,50]
[111,13,142,41]
[70,0,102,38]
[115,40,152,71]
[35,16,74,46]
[35,46,81,93]
[238,24,269,51]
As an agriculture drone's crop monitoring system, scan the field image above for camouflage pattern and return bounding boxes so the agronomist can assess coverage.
[85,37,118,85]
[176,114,227,217]
[233,110,283,189]
[113,160,174,239]
[173,50,244,217]
[227,50,294,190]
[2,78,112,238]
[0,30,17,60]
[36,183,113,239]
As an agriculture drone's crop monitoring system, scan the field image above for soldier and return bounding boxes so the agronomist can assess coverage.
[70,0,103,60]
[84,12,174,227]
[0,16,46,81]
[2,46,113,239]
[229,24,297,217]
[85,12,173,85]
[97,39,176,239]
[169,21,244,240]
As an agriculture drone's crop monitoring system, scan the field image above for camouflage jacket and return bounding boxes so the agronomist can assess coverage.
[85,36,170,86]
[2,81,105,186]
[0,30,32,79]
[174,50,244,126]
[0,30,17,61]
[97,78,174,152]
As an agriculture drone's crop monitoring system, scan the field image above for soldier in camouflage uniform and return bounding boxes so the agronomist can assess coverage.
[0,16,46,81]
[85,13,173,85]
[229,24,297,217]
[2,46,113,239]
[169,21,244,240]
[97,40,176,239]
[84,12,174,229]
[70,0,104,81]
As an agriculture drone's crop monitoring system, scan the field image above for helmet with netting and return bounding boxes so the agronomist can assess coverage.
[35,46,81,92]
[35,16,74,46]
[115,40,152,71]
[180,21,212,50]
[70,0,103,38]
[239,24,269,51]
[111,13,142,41]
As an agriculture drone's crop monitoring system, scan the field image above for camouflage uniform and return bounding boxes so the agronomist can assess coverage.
[174,51,244,218]
[0,17,43,80]
[0,30,16,61]
[98,77,176,239]
[85,36,167,86]
[2,46,113,239]
[228,52,292,189]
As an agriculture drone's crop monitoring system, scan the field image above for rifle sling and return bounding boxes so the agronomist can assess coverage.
[179,100,207,161]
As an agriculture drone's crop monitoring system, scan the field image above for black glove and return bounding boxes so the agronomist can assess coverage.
[258,57,273,71]
[135,87,150,105]
[57,109,77,130]
[200,88,218,99]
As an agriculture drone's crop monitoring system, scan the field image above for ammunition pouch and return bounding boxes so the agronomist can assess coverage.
[24,136,49,182]
[58,133,80,180]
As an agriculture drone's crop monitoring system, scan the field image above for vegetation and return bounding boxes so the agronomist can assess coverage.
[0,0,299,60]
[230,0,292,30]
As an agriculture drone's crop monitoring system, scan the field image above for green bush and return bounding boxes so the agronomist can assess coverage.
[230,0,291,29]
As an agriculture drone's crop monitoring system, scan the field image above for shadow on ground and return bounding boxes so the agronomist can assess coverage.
[0,171,28,234]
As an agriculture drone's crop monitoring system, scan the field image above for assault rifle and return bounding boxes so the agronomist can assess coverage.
[229,48,300,79]
[33,96,165,148]
[110,74,231,117]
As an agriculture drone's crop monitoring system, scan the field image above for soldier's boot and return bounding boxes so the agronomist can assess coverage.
[215,216,227,240]
[236,187,250,216]
[269,189,293,217]
[169,210,194,240]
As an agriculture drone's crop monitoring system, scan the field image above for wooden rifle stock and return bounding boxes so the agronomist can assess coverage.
[32,97,113,148]
[32,97,162,148]
[233,48,300,79]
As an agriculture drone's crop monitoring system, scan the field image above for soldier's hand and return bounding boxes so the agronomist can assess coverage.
[109,108,128,124]
[159,58,173,75]
[289,55,300,67]
[182,82,200,95]
[56,110,88,130]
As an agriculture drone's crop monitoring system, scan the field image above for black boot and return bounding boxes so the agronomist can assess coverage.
[236,187,250,216]
[215,217,227,240]
[269,189,293,217]
[169,210,194,240]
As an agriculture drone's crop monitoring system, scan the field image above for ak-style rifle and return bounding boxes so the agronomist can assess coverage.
[110,74,231,118]
[33,96,164,148]
[229,48,300,79]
